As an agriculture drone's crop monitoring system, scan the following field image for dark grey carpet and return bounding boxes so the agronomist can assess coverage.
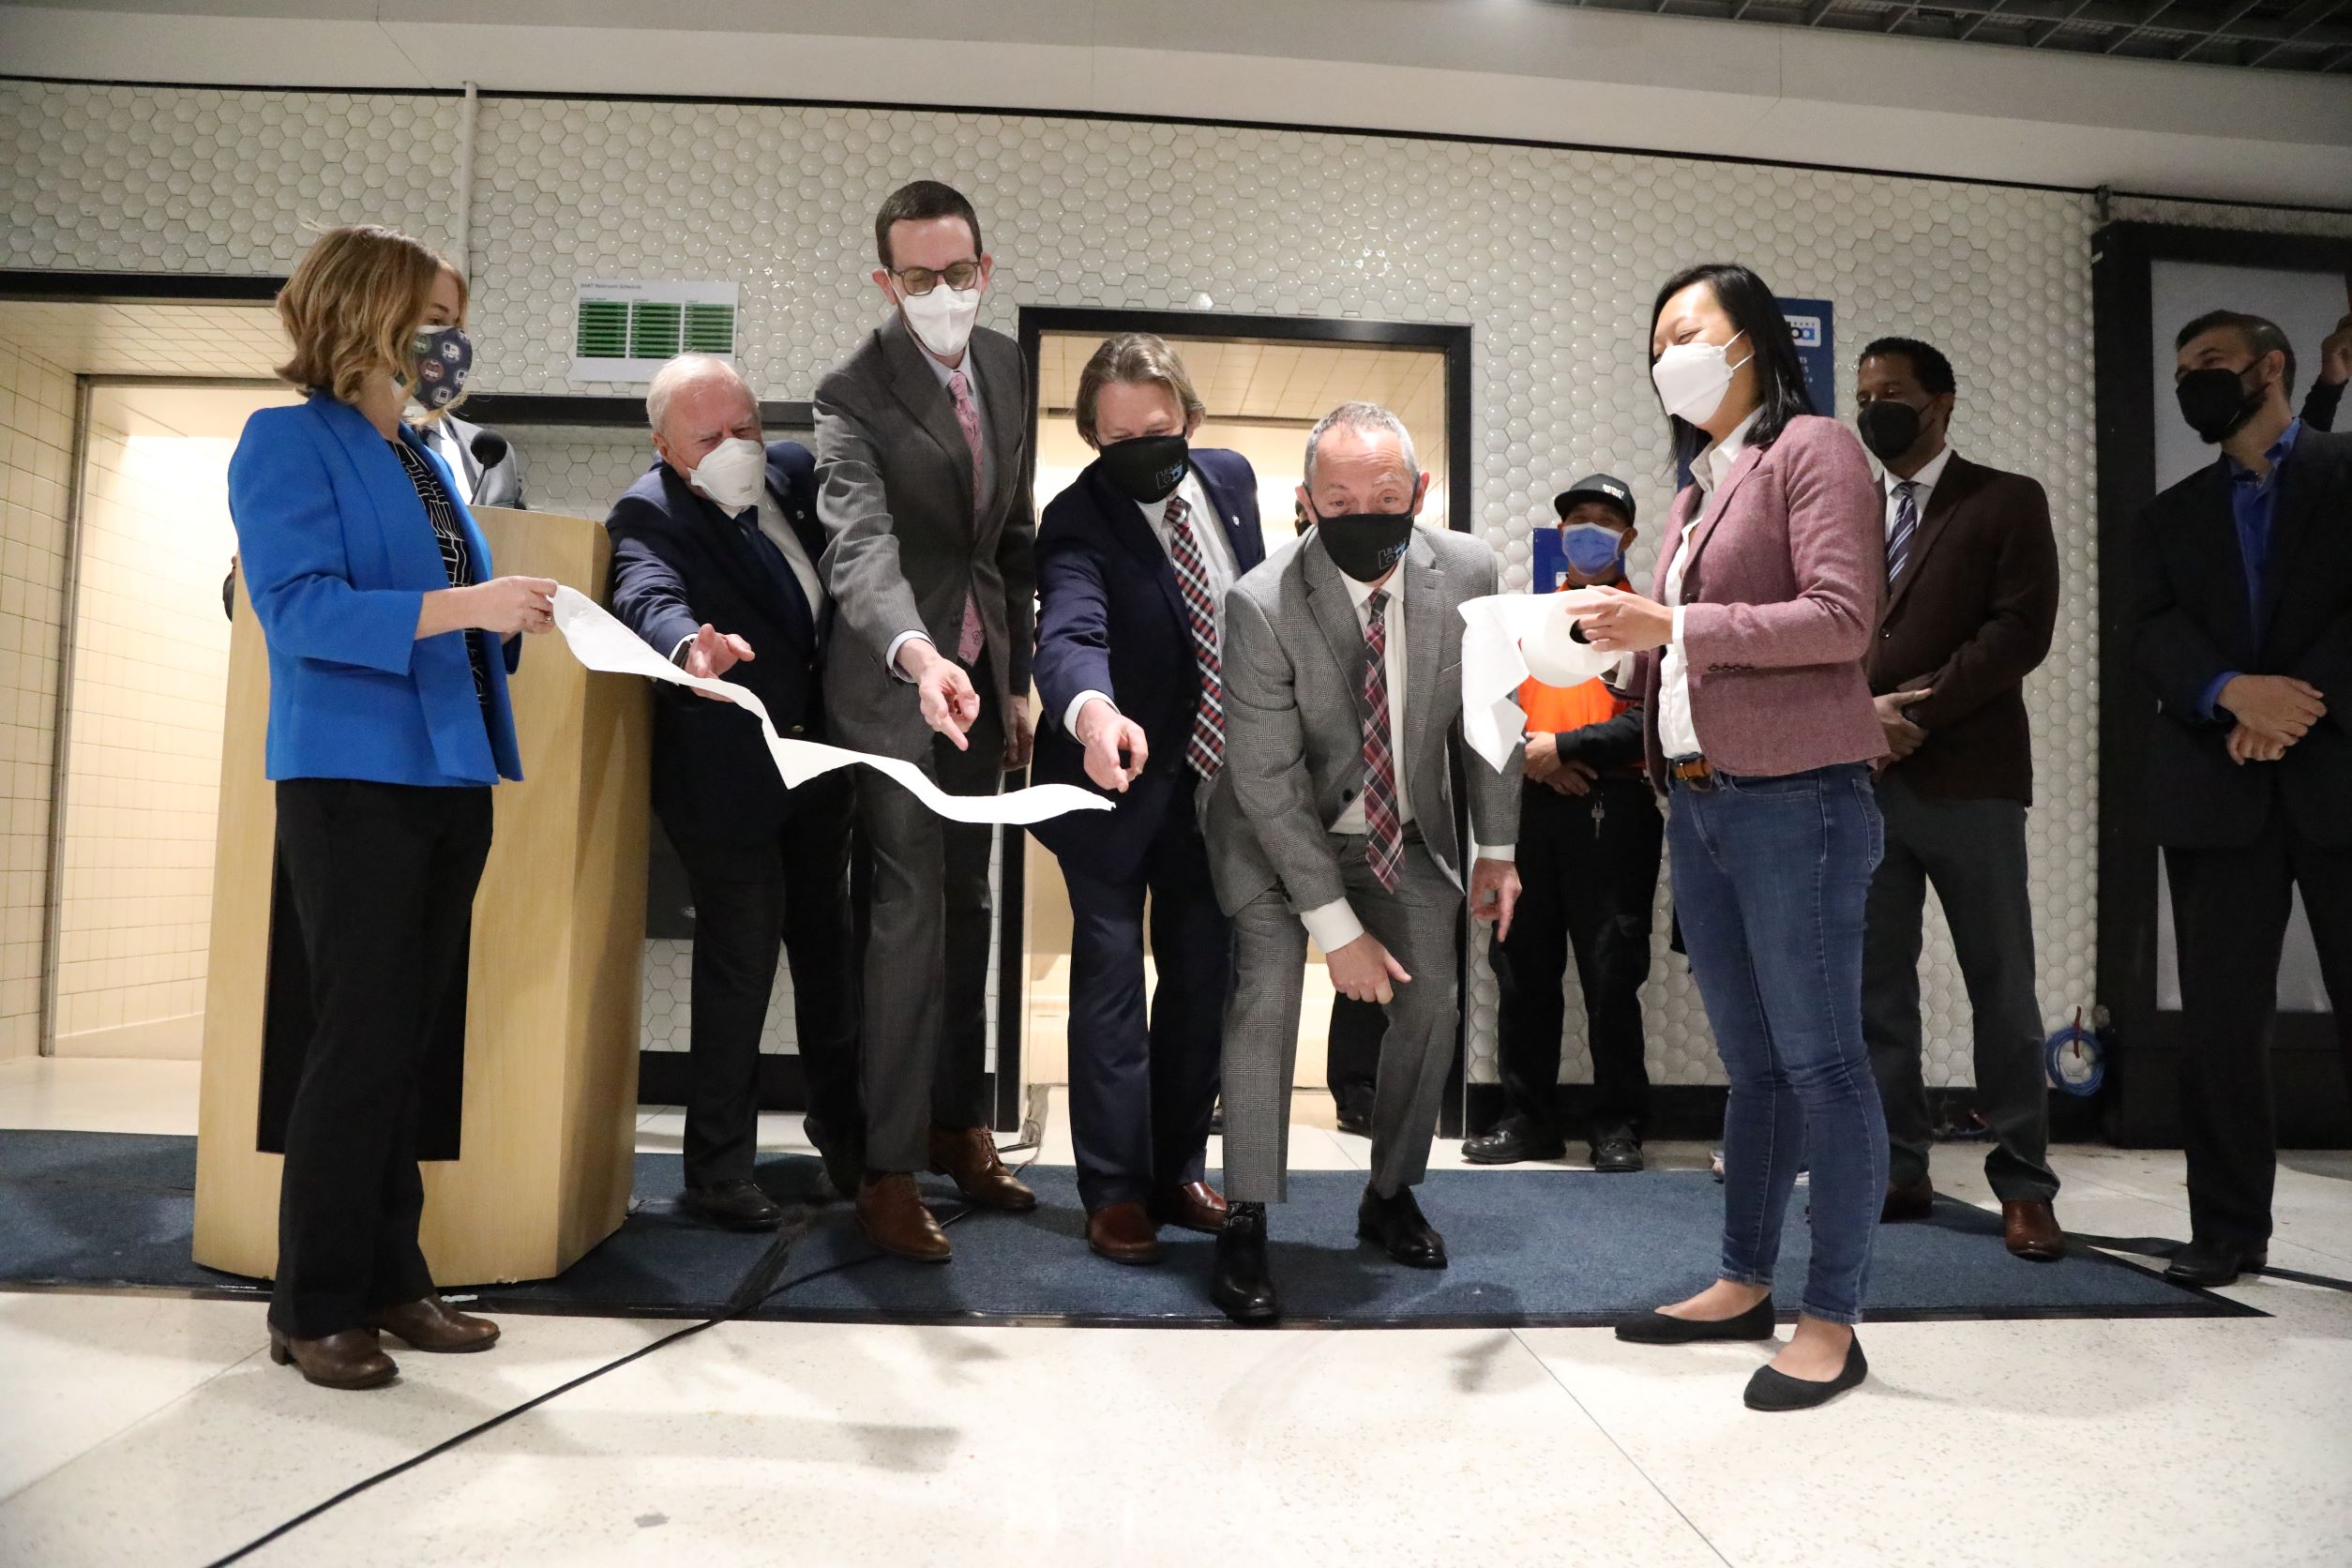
[0,1130,2250,1326]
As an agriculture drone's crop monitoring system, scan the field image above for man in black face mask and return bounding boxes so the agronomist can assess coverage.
[2133,309,2352,1287]
[1199,401,1520,1322]
[1851,338,2064,1261]
[1031,334,1264,1263]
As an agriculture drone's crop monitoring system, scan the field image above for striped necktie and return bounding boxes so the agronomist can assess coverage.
[1361,589,1402,893]
[1887,480,1920,587]
[1163,495,1225,778]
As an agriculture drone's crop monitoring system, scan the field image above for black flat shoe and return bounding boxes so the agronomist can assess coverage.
[2164,1236,2269,1287]
[1356,1184,1447,1269]
[680,1179,786,1231]
[1615,1293,1776,1344]
[1334,1086,1376,1139]
[1462,1116,1567,1165]
[1589,1127,1644,1173]
[1744,1339,1868,1411]
[1211,1202,1279,1324]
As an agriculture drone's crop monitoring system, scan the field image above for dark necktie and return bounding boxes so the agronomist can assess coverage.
[1887,480,1919,586]
[735,509,814,647]
[1164,494,1225,778]
[1362,589,1401,893]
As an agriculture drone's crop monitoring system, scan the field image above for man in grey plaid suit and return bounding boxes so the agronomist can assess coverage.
[1201,402,1523,1323]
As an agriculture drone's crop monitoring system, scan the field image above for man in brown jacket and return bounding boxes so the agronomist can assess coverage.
[1854,337,2065,1261]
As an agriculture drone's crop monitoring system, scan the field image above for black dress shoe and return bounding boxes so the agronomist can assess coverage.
[1334,1085,1376,1138]
[1745,1339,1868,1411]
[2164,1235,2269,1287]
[1211,1202,1279,1323]
[1356,1184,1447,1269]
[681,1179,786,1231]
[802,1116,863,1201]
[1461,1116,1567,1165]
[1615,1293,1777,1344]
[1590,1127,1644,1173]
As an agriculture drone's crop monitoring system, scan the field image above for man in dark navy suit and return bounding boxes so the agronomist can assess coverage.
[2133,310,2352,1288]
[606,354,862,1231]
[1032,334,1264,1263]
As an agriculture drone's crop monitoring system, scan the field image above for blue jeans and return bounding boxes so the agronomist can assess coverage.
[1668,763,1888,1325]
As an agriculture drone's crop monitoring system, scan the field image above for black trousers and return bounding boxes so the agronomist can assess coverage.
[1058,775,1227,1211]
[856,694,1005,1172]
[2165,813,2352,1246]
[1326,996,1384,1104]
[669,771,862,1190]
[269,778,492,1340]
[1862,772,2058,1202]
[1490,776,1662,1139]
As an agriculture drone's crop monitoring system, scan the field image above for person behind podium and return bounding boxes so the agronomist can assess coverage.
[1030,334,1260,1263]
[606,354,865,1229]
[228,224,557,1391]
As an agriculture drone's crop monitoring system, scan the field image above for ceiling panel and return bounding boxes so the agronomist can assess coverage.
[0,301,288,378]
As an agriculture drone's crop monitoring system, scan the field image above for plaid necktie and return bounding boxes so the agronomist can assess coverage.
[1164,495,1225,778]
[948,369,987,663]
[1887,480,1919,587]
[1361,589,1402,893]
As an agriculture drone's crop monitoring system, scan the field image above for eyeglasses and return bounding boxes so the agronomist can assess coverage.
[889,260,982,296]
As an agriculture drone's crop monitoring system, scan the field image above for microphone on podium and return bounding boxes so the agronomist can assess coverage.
[469,429,510,470]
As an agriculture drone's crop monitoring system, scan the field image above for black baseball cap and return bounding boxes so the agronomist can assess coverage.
[1553,472,1636,526]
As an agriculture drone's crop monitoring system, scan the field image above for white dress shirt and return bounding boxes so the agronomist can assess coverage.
[886,339,989,678]
[1063,468,1239,736]
[1657,407,1761,761]
[1882,443,1955,539]
[669,490,828,665]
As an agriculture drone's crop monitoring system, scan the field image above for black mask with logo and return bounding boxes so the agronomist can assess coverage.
[1311,504,1416,583]
[1097,433,1191,503]
[2175,362,2270,445]
[1856,398,1926,466]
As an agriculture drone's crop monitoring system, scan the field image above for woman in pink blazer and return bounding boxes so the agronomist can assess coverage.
[1582,264,1888,1412]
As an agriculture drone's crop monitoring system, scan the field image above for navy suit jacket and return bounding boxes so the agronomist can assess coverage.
[607,442,831,845]
[1031,446,1263,880]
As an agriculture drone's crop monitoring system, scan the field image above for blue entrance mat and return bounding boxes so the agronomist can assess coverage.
[0,1130,2251,1326]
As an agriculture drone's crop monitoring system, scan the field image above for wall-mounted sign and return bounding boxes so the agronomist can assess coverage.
[573,279,739,382]
[1777,295,1838,417]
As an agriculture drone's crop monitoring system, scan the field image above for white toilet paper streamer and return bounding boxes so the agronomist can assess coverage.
[1455,588,1626,775]
[550,586,1110,827]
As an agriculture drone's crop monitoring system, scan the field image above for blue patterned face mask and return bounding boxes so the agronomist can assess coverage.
[1560,522,1626,576]
[410,324,474,410]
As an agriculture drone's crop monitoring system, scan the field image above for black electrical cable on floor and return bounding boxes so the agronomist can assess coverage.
[202,1142,1040,1568]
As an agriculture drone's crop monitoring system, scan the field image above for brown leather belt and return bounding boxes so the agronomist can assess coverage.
[1668,756,1715,791]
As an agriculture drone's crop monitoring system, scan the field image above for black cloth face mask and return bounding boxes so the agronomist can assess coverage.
[1856,398,1925,465]
[2176,364,2268,445]
[1097,433,1191,503]
[1311,505,1416,583]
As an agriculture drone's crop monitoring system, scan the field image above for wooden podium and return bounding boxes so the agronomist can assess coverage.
[194,508,652,1286]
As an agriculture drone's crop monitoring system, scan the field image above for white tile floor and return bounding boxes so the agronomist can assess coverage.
[2,1055,2349,1567]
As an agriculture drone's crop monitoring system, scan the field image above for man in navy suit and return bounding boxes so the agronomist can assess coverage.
[1032,334,1264,1262]
[606,354,862,1230]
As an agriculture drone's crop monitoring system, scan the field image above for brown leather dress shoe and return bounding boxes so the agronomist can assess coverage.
[1880,1178,1935,1223]
[927,1126,1038,1213]
[2001,1199,2065,1261]
[1153,1181,1228,1235]
[270,1326,397,1390]
[369,1296,501,1352]
[1087,1201,1164,1264]
[858,1172,952,1262]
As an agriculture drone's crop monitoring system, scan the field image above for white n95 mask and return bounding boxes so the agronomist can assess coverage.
[688,437,767,511]
[899,281,983,360]
[1651,330,1751,425]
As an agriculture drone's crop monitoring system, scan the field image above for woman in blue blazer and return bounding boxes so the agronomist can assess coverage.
[228,225,556,1390]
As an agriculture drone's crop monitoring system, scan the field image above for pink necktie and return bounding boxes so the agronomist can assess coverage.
[1362,590,1401,892]
[949,370,986,664]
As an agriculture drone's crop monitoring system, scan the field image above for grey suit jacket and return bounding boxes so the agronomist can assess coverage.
[1204,525,1519,919]
[813,313,1036,760]
[436,412,524,509]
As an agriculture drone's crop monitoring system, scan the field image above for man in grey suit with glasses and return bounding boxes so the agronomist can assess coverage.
[815,179,1039,1263]
[1203,401,1523,1323]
